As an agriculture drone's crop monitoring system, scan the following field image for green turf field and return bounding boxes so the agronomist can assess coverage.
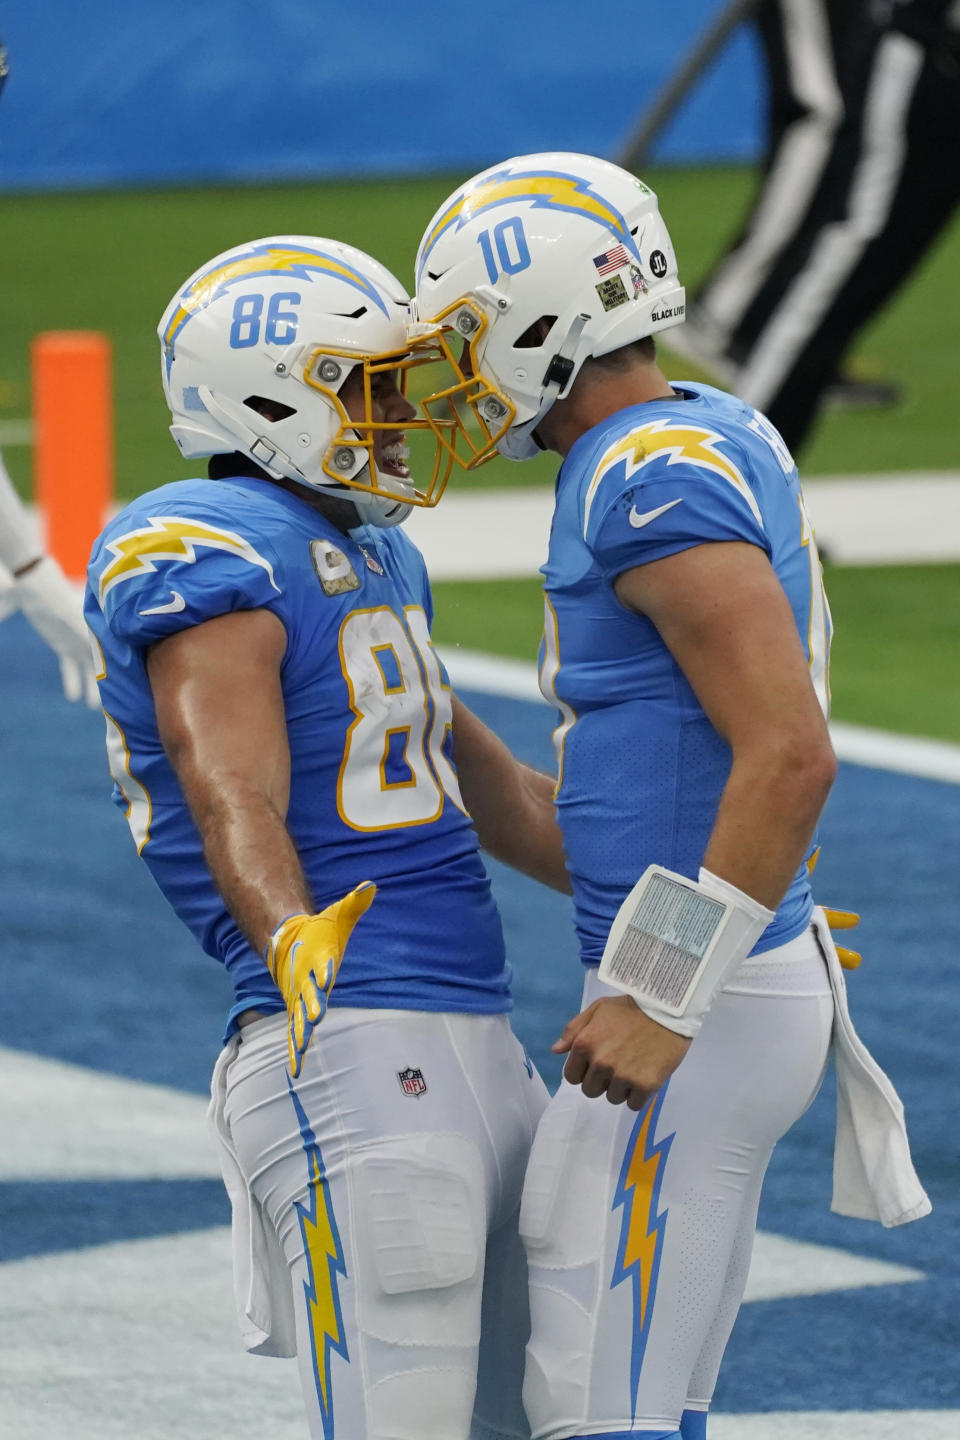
[1,170,958,742]
[430,564,960,745]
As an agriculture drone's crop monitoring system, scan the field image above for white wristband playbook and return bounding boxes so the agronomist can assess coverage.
[597,865,775,1037]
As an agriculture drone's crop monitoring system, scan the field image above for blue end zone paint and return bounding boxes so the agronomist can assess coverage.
[717,1283,960,1412]
[1,622,958,1411]
[0,615,239,1093]
[0,1180,229,1261]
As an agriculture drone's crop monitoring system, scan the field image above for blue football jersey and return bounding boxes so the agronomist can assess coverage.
[85,475,509,1033]
[539,382,832,965]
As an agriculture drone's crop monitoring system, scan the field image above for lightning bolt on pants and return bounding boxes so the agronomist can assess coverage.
[213,1006,548,1440]
[519,927,833,1440]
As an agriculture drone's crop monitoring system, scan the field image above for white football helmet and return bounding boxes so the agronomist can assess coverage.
[410,152,686,465]
[159,235,453,526]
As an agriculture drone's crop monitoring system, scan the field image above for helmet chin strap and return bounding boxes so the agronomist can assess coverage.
[321,457,413,531]
[347,497,412,532]
[322,423,414,529]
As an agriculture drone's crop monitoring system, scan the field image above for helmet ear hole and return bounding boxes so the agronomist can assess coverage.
[243,395,298,423]
[514,316,557,350]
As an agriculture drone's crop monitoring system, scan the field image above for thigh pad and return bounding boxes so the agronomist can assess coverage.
[352,1131,485,1350]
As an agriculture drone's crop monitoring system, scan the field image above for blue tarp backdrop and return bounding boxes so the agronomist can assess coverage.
[0,1,763,191]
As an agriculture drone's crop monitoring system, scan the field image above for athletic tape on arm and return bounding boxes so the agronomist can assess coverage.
[597,865,774,1036]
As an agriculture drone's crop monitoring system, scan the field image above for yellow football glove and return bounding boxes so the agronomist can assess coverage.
[822,907,863,971]
[807,848,862,969]
[265,881,376,1076]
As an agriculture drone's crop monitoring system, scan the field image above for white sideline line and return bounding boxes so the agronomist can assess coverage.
[17,470,960,569]
[710,1415,960,1439]
[441,647,544,702]
[14,471,960,566]
[441,647,960,786]
[830,721,960,784]
[407,473,960,572]
[0,1224,936,1439]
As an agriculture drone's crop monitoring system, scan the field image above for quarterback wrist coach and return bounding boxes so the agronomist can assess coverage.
[597,865,775,1037]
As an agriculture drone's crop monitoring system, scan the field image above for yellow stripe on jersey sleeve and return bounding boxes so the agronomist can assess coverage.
[582,420,762,539]
[97,516,279,603]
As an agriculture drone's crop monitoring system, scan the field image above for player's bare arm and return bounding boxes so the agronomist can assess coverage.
[615,539,837,908]
[451,693,572,893]
[146,606,311,953]
[557,539,836,1108]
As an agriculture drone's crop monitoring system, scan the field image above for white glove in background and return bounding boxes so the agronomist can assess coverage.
[0,563,16,624]
[0,448,100,707]
[0,447,43,574]
[4,556,100,707]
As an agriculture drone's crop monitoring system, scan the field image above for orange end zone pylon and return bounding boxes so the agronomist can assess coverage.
[31,331,113,581]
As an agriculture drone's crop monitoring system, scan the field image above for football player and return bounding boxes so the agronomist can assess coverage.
[84,236,569,1440]
[408,154,926,1439]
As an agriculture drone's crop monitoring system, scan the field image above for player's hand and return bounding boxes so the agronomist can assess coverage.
[12,556,99,706]
[807,850,863,970]
[553,995,691,1111]
[265,882,376,1077]
[823,906,862,970]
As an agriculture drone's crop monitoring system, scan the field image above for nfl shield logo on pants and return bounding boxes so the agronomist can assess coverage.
[397,1066,427,1098]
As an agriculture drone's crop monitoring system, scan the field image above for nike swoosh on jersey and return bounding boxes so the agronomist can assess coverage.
[139,591,186,616]
[628,498,684,529]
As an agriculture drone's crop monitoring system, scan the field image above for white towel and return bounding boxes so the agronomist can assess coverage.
[811,907,932,1228]
[207,1029,298,1357]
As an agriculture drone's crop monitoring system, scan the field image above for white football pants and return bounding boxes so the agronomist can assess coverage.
[213,1007,548,1440]
[520,927,834,1440]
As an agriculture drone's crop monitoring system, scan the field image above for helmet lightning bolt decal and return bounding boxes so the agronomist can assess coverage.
[583,420,764,538]
[162,242,389,373]
[418,168,640,283]
[97,515,280,603]
[289,1080,349,1438]
[611,1088,674,1421]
